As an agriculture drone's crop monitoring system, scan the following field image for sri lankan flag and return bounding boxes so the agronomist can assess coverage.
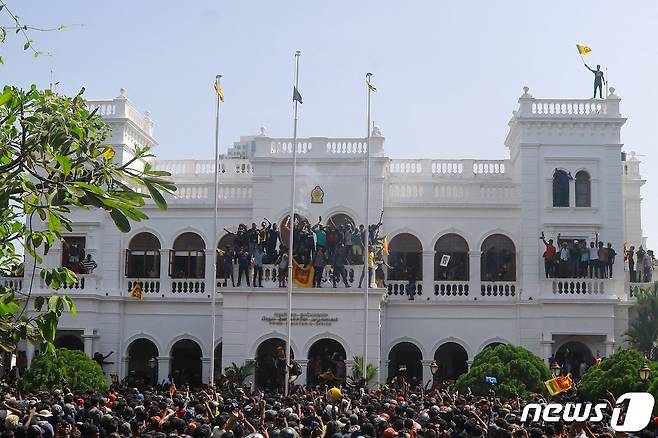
[292,259,314,288]
[214,77,225,102]
[576,44,592,56]
[545,375,573,396]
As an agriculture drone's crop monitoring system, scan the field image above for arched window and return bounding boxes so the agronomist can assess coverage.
[481,234,516,281]
[126,232,161,278]
[216,234,235,279]
[575,171,591,207]
[169,232,206,278]
[388,233,423,281]
[552,169,570,207]
[434,234,469,281]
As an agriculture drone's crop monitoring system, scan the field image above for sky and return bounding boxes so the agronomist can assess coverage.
[2,1,657,249]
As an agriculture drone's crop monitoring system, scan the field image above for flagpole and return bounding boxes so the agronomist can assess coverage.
[363,72,373,381]
[209,74,222,385]
[285,50,301,396]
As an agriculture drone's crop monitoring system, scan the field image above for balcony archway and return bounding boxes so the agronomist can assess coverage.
[388,233,423,281]
[306,338,347,386]
[434,342,468,381]
[170,232,206,279]
[481,234,516,281]
[126,232,161,278]
[127,338,159,386]
[434,233,469,281]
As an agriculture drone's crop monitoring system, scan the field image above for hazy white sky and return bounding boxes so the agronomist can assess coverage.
[3,1,656,248]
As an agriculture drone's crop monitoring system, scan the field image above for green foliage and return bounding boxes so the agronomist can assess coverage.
[352,356,378,385]
[456,344,550,398]
[223,361,255,385]
[626,283,658,360]
[0,85,175,354]
[19,348,109,392]
[579,349,658,401]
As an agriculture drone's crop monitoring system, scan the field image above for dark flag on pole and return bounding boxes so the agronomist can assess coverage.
[293,86,303,104]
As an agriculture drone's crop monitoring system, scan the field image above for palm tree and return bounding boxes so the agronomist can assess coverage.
[223,361,255,385]
[351,356,378,386]
[626,282,658,360]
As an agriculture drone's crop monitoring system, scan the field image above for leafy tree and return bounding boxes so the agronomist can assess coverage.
[626,283,658,360]
[579,349,658,402]
[456,344,550,397]
[352,356,378,386]
[19,348,109,391]
[0,85,174,354]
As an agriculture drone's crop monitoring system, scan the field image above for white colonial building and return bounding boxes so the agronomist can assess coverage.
[5,86,651,388]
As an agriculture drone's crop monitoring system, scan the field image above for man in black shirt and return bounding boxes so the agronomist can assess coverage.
[585,64,605,99]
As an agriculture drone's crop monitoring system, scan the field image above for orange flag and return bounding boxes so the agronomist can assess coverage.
[292,259,314,288]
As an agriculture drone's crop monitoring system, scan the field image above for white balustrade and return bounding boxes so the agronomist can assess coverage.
[530,100,607,117]
[126,278,161,295]
[325,140,367,155]
[551,279,608,296]
[389,160,423,174]
[153,159,253,176]
[38,275,96,292]
[1,277,23,291]
[270,140,313,154]
[479,281,517,298]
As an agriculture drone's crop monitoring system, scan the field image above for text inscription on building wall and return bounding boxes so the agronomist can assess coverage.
[262,312,338,326]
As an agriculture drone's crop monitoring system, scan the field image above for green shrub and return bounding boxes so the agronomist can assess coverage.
[456,344,550,397]
[19,348,108,392]
[579,349,658,402]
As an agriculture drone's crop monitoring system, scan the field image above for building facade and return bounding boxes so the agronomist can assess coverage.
[5,86,650,387]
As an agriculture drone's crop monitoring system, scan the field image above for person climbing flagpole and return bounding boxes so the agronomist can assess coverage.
[363,72,376,381]
[210,74,224,385]
[285,50,302,395]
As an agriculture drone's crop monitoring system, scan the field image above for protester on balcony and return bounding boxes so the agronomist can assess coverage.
[569,240,581,278]
[222,247,235,287]
[343,223,354,263]
[266,222,279,262]
[325,224,338,262]
[258,220,270,249]
[332,244,350,288]
[588,240,600,279]
[80,254,98,274]
[627,245,636,282]
[252,245,264,287]
[540,232,556,278]
[277,246,289,288]
[406,263,418,300]
[312,247,327,288]
[558,242,570,277]
[236,249,251,287]
[636,246,646,284]
[607,242,616,279]
[598,242,609,279]
[579,241,590,279]
[642,249,654,282]
[352,224,365,263]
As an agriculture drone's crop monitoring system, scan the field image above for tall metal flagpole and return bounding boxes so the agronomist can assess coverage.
[285,51,301,396]
[363,73,373,380]
[210,74,222,385]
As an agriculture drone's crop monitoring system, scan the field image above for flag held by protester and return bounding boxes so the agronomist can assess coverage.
[544,375,572,396]
[292,259,314,288]
[576,44,592,56]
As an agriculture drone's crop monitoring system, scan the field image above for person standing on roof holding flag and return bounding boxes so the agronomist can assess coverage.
[576,44,605,99]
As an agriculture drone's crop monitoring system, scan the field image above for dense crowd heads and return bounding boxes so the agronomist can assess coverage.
[1,375,655,437]
[219,216,386,289]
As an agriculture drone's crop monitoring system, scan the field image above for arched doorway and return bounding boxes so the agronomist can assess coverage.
[481,234,516,282]
[214,343,222,379]
[434,234,469,281]
[54,334,84,351]
[554,341,594,378]
[388,233,423,282]
[388,342,423,386]
[170,339,203,386]
[434,342,468,381]
[306,338,347,386]
[483,342,505,351]
[127,338,159,386]
[255,338,293,392]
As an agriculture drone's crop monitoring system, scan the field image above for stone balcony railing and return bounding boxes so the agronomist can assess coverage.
[153,159,254,177]
[516,87,621,119]
[87,89,154,137]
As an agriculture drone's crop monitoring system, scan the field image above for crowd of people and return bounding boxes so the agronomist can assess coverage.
[219,216,387,289]
[0,371,653,437]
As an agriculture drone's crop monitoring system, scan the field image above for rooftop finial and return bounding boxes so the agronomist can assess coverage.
[117,88,127,99]
[259,126,268,136]
[521,86,531,98]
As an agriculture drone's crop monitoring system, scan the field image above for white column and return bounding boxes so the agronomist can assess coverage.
[82,329,95,357]
[157,356,171,384]
[25,342,35,368]
[541,335,554,365]
[121,356,130,379]
[604,338,615,357]
[296,359,309,386]
[160,249,170,291]
[469,251,482,294]
[205,249,215,293]
[202,357,212,384]
[421,359,433,387]
[422,251,434,296]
